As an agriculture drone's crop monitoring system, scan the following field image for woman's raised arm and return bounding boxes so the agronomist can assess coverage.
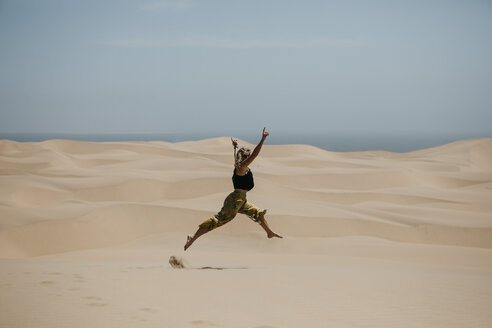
[239,128,269,168]
[231,137,238,163]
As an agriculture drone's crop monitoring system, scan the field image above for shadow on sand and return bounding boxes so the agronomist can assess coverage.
[169,256,247,270]
[198,266,247,270]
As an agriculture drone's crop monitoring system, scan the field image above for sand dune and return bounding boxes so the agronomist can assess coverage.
[1,137,491,257]
[1,137,491,254]
[1,137,492,327]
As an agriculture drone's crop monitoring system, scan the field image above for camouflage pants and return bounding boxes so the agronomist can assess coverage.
[198,191,265,231]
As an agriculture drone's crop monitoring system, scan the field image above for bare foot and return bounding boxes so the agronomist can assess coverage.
[184,235,193,251]
[267,232,283,239]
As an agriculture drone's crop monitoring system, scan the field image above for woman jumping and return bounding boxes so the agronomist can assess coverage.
[184,128,282,251]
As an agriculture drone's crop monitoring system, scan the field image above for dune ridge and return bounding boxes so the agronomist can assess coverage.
[0,137,491,258]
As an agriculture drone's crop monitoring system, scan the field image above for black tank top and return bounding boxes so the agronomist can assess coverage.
[232,168,254,191]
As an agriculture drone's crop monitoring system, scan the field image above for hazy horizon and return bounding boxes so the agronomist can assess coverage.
[1,131,488,153]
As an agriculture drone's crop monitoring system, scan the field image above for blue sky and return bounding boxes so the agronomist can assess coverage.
[0,0,491,137]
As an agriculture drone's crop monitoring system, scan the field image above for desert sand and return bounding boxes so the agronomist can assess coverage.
[1,137,492,328]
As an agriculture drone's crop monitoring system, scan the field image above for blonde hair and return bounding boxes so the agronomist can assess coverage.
[235,147,251,168]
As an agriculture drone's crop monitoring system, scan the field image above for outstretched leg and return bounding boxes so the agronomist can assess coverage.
[258,210,282,239]
[185,191,245,250]
[239,203,283,239]
[184,226,208,251]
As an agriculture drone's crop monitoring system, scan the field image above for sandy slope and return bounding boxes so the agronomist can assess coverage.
[1,137,492,328]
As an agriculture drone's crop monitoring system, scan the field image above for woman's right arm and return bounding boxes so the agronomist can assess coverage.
[231,137,238,164]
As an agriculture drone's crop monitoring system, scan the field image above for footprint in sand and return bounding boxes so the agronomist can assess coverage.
[40,281,55,285]
[82,296,102,301]
[86,303,107,307]
[129,315,148,322]
[72,274,85,283]
[190,320,218,326]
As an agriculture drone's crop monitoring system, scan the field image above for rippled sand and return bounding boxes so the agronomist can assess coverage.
[1,137,491,327]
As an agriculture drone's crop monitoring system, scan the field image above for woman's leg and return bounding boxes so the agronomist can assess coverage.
[184,226,209,250]
[184,191,245,250]
[259,210,282,239]
[239,203,282,239]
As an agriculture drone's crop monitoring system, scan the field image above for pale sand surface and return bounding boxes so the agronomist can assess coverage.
[1,137,492,328]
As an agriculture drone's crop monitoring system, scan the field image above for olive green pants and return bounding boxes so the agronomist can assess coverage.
[198,191,265,231]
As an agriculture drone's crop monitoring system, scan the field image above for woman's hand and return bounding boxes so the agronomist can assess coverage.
[231,138,238,148]
[262,127,269,139]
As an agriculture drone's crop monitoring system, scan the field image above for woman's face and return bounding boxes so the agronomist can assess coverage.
[242,149,251,159]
